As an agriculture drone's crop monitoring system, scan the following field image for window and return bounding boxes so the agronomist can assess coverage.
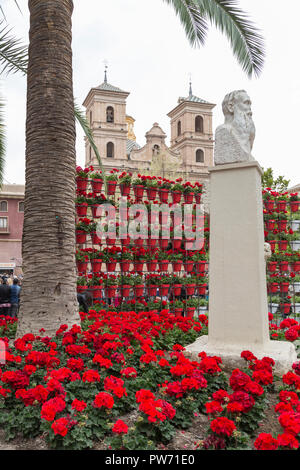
[0,217,8,232]
[90,111,92,125]
[107,142,114,158]
[106,106,114,123]
[152,144,160,156]
[196,149,204,163]
[89,146,92,161]
[18,201,24,212]
[195,115,204,133]
[177,121,181,136]
[0,201,7,212]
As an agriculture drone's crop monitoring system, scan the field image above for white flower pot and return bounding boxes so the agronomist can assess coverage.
[198,306,208,314]
[293,282,300,293]
[291,220,300,231]
[268,303,279,314]
[290,240,300,251]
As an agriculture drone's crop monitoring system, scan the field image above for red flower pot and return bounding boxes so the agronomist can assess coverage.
[121,285,131,297]
[91,205,102,218]
[106,261,117,272]
[107,181,117,195]
[195,261,206,273]
[92,259,102,273]
[265,220,276,231]
[147,285,157,296]
[278,240,288,251]
[158,260,169,272]
[91,231,102,245]
[280,282,290,293]
[121,236,130,246]
[290,201,300,212]
[173,239,182,250]
[146,260,157,272]
[76,178,88,191]
[159,285,169,296]
[133,185,144,201]
[268,240,276,253]
[159,188,169,203]
[291,261,300,273]
[91,286,102,299]
[105,286,117,297]
[195,193,202,204]
[277,200,287,211]
[106,236,116,246]
[146,188,157,200]
[134,285,144,297]
[184,192,194,204]
[76,203,88,217]
[186,307,195,318]
[185,284,196,296]
[268,282,279,293]
[91,179,103,193]
[277,220,288,231]
[197,284,207,295]
[147,238,157,248]
[133,261,144,272]
[183,260,194,273]
[76,230,87,244]
[172,260,183,272]
[172,191,182,203]
[159,238,169,249]
[77,285,87,294]
[119,183,131,196]
[120,260,131,272]
[174,308,183,317]
[264,200,274,211]
[172,284,182,296]
[76,261,88,273]
[267,261,277,273]
[279,261,289,272]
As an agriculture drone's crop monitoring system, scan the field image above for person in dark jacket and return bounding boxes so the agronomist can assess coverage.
[10,278,21,317]
[0,277,11,315]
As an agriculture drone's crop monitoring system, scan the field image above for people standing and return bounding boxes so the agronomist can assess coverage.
[10,278,21,318]
[0,277,11,315]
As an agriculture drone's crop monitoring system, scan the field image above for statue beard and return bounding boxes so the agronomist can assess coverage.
[231,111,256,154]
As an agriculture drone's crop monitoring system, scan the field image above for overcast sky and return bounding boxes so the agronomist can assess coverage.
[2,0,300,187]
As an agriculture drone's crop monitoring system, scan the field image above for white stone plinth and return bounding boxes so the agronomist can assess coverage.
[185,161,297,374]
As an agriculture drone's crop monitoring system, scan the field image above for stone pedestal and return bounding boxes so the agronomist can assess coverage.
[185,161,297,375]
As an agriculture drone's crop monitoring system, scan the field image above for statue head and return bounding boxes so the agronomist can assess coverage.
[222,90,252,123]
[221,90,255,154]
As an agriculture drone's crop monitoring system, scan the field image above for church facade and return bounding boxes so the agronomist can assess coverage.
[82,74,215,188]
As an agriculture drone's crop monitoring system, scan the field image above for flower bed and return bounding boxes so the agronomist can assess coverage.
[0,310,299,450]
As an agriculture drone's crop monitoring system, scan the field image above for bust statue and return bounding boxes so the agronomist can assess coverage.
[214,90,256,165]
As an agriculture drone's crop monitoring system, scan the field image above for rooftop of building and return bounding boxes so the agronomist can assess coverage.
[0,184,25,197]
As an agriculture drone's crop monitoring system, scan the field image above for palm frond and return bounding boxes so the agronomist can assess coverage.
[197,0,265,77]
[0,21,27,75]
[162,0,208,47]
[0,96,6,189]
[74,102,107,194]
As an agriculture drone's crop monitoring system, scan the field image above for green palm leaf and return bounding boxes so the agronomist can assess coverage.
[164,0,265,77]
[0,21,27,75]
[162,0,208,46]
[198,0,265,77]
[74,102,107,194]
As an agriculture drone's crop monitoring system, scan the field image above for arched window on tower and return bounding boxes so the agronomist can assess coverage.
[0,201,7,212]
[196,149,204,163]
[107,142,114,158]
[177,120,181,136]
[106,106,114,123]
[152,144,160,156]
[195,115,204,133]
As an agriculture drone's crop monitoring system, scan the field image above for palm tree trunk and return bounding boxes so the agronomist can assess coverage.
[16,0,80,337]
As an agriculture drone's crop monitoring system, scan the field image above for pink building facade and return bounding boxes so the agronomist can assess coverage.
[0,184,24,276]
